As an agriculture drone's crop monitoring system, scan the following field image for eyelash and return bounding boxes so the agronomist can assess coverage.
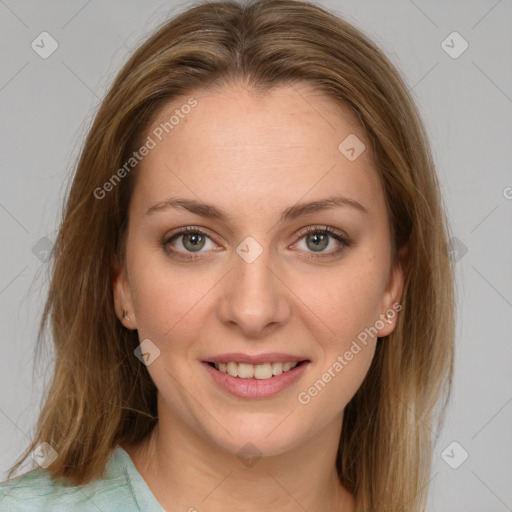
[163,225,351,261]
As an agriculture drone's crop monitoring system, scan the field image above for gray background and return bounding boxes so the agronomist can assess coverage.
[1,1,511,510]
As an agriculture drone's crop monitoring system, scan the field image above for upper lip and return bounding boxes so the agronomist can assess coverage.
[204,353,310,365]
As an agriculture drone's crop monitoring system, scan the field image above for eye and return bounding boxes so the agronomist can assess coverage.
[163,226,218,260]
[163,225,351,261]
[293,225,350,259]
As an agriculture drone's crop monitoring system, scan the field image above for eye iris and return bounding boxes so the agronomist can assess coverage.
[307,232,329,252]
[183,233,205,252]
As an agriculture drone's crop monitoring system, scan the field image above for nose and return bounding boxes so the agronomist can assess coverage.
[216,241,291,338]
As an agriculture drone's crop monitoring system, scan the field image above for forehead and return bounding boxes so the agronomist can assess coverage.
[131,82,384,218]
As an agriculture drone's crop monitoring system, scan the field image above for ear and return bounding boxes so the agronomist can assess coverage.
[112,254,137,330]
[376,243,409,337]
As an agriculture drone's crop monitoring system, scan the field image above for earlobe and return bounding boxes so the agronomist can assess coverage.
[112,255,136,329]
[377,243,409,338]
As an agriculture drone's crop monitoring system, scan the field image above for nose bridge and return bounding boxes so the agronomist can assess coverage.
[217,235,289,335]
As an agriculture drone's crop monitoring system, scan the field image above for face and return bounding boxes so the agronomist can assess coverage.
[113,82,406,457]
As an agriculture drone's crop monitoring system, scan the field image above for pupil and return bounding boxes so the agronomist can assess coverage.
[184,233,205,251]
[308,233,328,252]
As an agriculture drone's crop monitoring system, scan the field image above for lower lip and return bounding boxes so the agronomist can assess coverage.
[202,361,310,399]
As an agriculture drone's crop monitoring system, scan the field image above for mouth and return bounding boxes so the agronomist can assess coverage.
[205,360,310,380]
[202,358,311,399]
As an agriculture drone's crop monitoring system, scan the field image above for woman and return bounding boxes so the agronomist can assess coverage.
[0,0,455,510]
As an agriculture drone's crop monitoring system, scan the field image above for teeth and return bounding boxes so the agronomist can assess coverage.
[214,361,299,379]
[237,363,254,378]
[226,362,238,377]
[254,363,272,379]
[272,362,283,375]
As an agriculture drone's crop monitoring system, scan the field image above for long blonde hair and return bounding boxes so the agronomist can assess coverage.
[8,1,455,510]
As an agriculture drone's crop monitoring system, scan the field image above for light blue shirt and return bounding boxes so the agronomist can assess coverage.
[0,446,165,511]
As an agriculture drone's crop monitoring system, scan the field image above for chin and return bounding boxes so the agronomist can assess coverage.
[203,418,308,460]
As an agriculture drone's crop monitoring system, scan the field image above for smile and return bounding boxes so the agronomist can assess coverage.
[210,361,301,379]
[203,360,310,399]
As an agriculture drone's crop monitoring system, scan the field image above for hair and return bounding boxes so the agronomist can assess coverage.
[8,1,455,510]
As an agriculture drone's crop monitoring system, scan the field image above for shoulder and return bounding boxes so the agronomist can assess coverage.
[0,448,141,512]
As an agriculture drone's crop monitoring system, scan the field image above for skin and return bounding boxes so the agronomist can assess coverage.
[113,81,408,511]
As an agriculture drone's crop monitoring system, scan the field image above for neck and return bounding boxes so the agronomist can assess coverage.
[123,410,355,512]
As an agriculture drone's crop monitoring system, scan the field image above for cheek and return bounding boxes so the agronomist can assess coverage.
[296,333,377,431]
[128,252,215,345]
[323,348,375,415]
[293,259,387,346]
[297,298,378,421]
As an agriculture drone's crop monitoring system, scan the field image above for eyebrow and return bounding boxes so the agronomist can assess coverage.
[145,195,368,221]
